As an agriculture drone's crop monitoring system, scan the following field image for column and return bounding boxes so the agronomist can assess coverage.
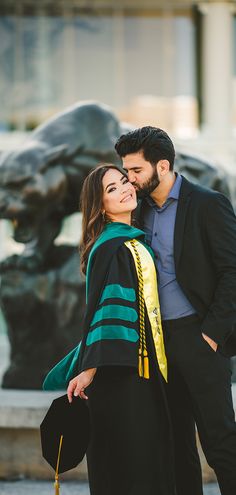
[62,2,77,107]
[13,3,26,131]
[113,8,125,110]
[200,1,234,142]
[36,10,51,122]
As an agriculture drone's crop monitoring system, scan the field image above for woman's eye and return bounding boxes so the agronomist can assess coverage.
[108,187,116,193]
[121,178,129,185]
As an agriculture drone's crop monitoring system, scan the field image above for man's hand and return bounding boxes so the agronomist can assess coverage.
[202,333,218,352]
[67,368,97,403]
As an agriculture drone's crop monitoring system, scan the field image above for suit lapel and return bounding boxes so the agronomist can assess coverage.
[174,176,194,269]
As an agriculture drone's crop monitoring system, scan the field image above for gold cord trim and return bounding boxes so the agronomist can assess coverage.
[130,239,149,379]
[125,239,167,382]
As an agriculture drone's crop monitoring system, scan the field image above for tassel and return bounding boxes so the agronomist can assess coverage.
[54,435,63,495]
[139,350,143,377]
[138,349,149,379]
[54,475,60,495]
[143,349,150,379]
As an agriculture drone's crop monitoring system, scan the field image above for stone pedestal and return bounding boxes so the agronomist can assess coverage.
[0,390,87,480]
[0,386,235,482]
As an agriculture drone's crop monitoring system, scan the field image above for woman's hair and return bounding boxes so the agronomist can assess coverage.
[80,163,127,275]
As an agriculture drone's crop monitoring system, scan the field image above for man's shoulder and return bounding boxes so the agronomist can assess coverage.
[136,178,220,209]
[180,175,226,204]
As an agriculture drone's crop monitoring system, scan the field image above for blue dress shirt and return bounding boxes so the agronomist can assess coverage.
[142,174,196,320]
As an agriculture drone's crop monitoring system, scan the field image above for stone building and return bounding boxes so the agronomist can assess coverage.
[0,0,235,152]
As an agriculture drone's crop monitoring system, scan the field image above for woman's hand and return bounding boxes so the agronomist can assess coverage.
[67,368,97,403]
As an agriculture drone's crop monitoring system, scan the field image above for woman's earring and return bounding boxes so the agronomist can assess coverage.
[101,210,106,221]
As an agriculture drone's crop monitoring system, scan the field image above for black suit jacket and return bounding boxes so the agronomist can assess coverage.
[137,175,236,357]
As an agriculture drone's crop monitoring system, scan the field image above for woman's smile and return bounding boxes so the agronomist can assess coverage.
[120,193,133,203]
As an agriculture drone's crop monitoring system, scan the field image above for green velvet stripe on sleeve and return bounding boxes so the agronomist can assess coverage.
[100,284,136,303]
[86,283,138,346]
[86,325,139,345]
[90,304,138,326]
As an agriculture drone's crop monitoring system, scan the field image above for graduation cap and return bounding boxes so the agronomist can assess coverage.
[40,394,90,494]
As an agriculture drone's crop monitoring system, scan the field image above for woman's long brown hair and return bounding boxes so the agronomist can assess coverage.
[80,163,127,275]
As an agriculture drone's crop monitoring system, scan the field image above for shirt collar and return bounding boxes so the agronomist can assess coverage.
[145,173,182,208]
[168,173,182,200]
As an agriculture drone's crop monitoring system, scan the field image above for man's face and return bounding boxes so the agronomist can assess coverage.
[122,151,160,198]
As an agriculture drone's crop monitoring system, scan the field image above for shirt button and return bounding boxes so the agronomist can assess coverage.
[154,232,157,236]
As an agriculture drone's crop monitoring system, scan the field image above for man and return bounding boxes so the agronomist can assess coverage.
[115,126,236,495]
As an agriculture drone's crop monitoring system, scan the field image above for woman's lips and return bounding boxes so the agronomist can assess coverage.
[120,194,133,203]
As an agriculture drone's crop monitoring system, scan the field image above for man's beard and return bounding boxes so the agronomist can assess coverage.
[135,168,160,199]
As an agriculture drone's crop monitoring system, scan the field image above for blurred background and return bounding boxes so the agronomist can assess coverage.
[0,1,235,491]
[1,0,236,346]
[0,0,235,145]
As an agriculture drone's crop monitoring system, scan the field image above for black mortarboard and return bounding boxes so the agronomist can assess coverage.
[40,394,90,493]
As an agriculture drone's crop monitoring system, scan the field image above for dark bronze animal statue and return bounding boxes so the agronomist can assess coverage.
[0,101,233,388]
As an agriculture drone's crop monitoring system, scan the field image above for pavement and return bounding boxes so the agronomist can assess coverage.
[0,480,221,495]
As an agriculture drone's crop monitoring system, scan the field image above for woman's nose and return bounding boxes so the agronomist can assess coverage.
[121,185,129,195]
[121,184,132,197]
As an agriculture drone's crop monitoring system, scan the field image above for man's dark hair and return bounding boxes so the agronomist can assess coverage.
[115,126,175,171]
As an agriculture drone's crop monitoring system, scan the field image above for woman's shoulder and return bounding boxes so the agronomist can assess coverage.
[86,235,138,301]
[89,223,144,260]
[86,223,147,281]
[89,236,134,272]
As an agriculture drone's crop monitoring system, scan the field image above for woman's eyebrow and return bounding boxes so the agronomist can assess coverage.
[105,182,116,191]
[105,176,127,191]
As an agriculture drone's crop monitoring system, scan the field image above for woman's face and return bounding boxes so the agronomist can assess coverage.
[102,168,137,221]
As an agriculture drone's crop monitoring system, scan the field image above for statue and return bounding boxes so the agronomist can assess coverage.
[0,101,233,388]
[0,102,124,388]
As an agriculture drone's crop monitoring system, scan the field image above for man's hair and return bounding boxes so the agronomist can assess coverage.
[115,126,175,171]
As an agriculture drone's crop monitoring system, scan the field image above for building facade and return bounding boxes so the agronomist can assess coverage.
[0,0,235,150]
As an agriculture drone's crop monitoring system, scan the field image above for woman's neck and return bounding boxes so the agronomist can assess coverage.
[109,213,131,225]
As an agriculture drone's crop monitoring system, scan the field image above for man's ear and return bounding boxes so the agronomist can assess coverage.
[157,159,170,176]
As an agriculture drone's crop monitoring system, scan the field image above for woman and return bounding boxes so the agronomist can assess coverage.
[67,164,176,495]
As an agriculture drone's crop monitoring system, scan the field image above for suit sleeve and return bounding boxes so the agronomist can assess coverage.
[201,193,236,346]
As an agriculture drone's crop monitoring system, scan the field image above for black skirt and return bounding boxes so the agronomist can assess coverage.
[86,363,176,495]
